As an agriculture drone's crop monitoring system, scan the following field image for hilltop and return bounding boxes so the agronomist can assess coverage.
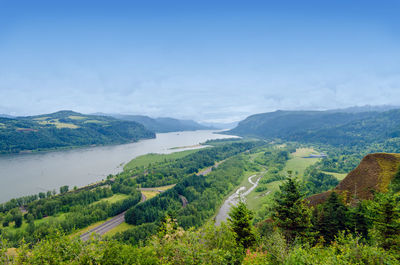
[0,110,155,154]
[307,153,400,206]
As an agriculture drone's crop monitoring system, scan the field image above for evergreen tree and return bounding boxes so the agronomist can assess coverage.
[372,193,400,254]
[348,201,370,239]
[228,200,256,249]
[271,177,313,243]
[314,192,348,243]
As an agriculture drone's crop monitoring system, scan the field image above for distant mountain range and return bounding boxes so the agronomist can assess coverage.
[0,111,155,154]
[94,113,213,133]
[228,108,400,146]
[326,105,400,113]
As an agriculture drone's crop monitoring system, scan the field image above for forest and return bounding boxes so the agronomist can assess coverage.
[1,170,399,264]
[122,140,262,187]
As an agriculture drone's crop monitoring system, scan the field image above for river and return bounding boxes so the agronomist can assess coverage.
[0,130,237,203]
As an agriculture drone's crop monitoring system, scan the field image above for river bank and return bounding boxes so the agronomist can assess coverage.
[0,130,237,202]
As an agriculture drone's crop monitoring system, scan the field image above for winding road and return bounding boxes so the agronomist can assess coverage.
[215,172,264,226]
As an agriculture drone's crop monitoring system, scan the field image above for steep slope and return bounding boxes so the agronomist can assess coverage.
[307,153,400,206]
[228,109,400,146]
[108,114,212,132]
[0,110,155,154]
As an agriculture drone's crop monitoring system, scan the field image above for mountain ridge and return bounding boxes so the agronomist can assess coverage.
[95,113,213,133]
[228,108,400,146]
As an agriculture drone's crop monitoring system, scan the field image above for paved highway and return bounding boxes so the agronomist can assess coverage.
[80,211,126,241]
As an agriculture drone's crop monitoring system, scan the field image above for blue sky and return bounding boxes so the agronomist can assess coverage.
[0,0,399,122]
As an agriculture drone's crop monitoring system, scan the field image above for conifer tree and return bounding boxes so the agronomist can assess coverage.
[271,177,313,243]
[315,192,348,243]
[372,193,400,254]
[348,201,370,239]
[228,200,256,249]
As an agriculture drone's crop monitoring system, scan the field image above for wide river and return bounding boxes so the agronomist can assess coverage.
[0,130,237,203]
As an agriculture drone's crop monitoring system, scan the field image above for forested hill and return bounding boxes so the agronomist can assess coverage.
[228,109,400,146]
[102,114,212,133]
[0,110,155,154]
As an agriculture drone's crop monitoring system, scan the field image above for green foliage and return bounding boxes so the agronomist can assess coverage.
[271,178,313,243]
[370,193,400,256]
[1,179,142,247]
[129,141,262,187]
[302,169,339,195]
[390,166,400,193]
[228,201,256,250]
[124,155,250,243]
[313,192,349,244]
[59,185,69,194]
[347,201,371,239]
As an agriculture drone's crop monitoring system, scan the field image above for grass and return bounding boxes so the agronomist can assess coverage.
[104,222,135,237]
[153,184,176,191]
[292,147,318,157]
[124,149,200,171]
[322,171,347,181]
[141,191,159,200]
[92,193,130,205]
[169,144,203,150]
[247,180,282,211]
[68,115,86,120]
[284,148,320,178]
[38,119,79,129]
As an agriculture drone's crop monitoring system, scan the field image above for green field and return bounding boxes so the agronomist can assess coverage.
[283,148,320,177]
[123,149,201,171]
[93,193,130,205]
[322,171,348,181]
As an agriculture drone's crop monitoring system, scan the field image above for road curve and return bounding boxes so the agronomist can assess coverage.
[179,195,188,207]
[215,172,264,226]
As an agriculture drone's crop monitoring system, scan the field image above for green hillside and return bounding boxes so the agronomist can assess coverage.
[0,110,155,154]
[228,109,400,146]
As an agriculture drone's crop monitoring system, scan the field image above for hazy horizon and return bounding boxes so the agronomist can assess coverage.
[1,0,400,123]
